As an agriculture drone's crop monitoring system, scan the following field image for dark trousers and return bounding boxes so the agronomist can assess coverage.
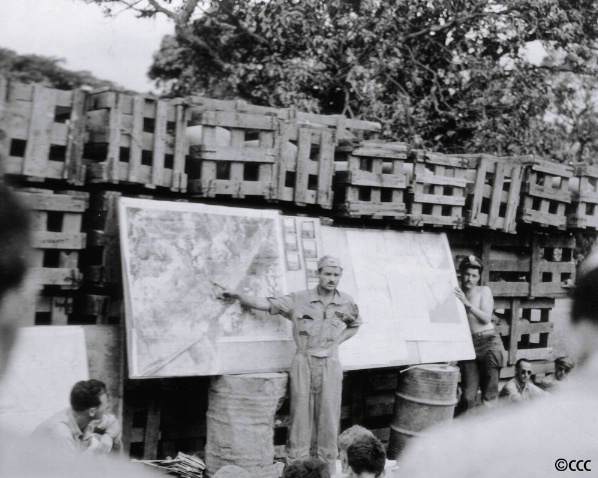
[456,331,504,416]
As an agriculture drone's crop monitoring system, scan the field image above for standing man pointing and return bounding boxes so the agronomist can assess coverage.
[217,255,361,473]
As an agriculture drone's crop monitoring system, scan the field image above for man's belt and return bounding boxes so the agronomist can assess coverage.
[472,329,495,338]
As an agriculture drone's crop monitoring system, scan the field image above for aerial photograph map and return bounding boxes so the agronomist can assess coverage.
[120,199,290,377]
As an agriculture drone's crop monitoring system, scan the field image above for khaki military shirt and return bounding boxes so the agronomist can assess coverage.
[268,287,361,356]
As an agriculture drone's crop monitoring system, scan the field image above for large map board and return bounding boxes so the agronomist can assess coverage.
[120,198,293,377]
[120,199,474,378]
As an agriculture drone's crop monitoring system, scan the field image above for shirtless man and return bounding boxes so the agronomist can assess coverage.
[454,255,504,415]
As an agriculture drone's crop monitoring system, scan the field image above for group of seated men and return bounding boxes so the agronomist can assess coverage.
[499,355,575,404]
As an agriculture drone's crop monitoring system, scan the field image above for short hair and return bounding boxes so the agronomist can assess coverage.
[347,435,386,477]
[282,458,330,478]
[555,356,575,370]
[515,358,531,370]
[70,380,107,412]
[338,425,375,452]
[459,255,484,274]
[572,266,598,326]
[0,182,31,300]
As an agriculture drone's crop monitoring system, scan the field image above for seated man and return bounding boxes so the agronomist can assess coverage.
[536,356,575,391]
[32,379,121,455]
[499,359,548,403]
[337,425,375,475]
[346,435,386,478]
[283,457,330,478]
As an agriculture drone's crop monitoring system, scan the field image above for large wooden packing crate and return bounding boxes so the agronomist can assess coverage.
[16,188,88,289]
[186,100,280,199]
[464,154,523,233]
[0,79,86,184]
[567,163,598,230]
[407,151,469,228]
[276,123,335,208]
[84,91,189,191]
[518,156,573,230]
[494,297,555,365]
[334,141,409,219]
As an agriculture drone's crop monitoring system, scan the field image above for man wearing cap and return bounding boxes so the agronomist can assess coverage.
[454,255,505,415]
[499,358,548,403]
[217,255,361,474]
[536,356,575,391]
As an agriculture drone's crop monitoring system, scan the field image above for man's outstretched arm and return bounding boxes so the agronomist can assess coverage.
[215,284,271,311]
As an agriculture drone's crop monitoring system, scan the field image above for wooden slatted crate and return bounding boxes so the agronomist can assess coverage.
[187,96,381,142]
[407,151,469,228]
[276,123,335,208]
[186,102,279,199]
[518,156,573,229]
[494,297,555,365]
[567,163,598,230]
[0,79,86,184]
[450,231,575,298]
[464,154,523,233]
[15,188,88,289]
[81,191,122,288]
[334,141,409,219]
[84,91,189,191]
[75,294,123,325]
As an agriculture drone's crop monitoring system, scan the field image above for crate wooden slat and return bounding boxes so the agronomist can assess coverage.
[530,233,576,298]
[186,106,279,199]
[451,231,575,298]
[276,123,335,208]
[187,95,382,142]
[84,91,189,191]
[82,191,122,288]
[567,163,598,230]
[494,297,555,365]
[465,155,523,233]
[15,188,88,289]
[334,141,409,219]
[0,79,86,184]
[517,156,573,230]
[407,152,469,228]
[75,294,123,325]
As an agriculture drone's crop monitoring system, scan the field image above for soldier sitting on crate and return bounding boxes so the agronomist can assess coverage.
[499,358,548,403]
[32,379,122,456]
[536,355,575,391]
[453,255,505,415]
[395,248,598,478]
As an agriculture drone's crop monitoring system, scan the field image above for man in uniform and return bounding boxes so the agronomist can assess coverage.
[217,255,361,473]
[32,379,122,455]
[499,358,548,403]
[536,355,575,391]
[453,255,504,415]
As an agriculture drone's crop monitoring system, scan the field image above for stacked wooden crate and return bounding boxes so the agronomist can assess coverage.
[77,190,123,325]
[0,79,86,184]
[567,163,598,230]
[276,122,335,208]
[334,141,410,219]
[84,90,190,192]
[518,156,574,230]
[449,230,576,369]
[13,188,89,325]
[463,154,524,234]
[407,151,470,228]
[186,97,280,199]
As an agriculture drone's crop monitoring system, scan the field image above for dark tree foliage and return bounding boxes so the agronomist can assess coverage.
[82,1,598,161]
[0,48,122,91]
